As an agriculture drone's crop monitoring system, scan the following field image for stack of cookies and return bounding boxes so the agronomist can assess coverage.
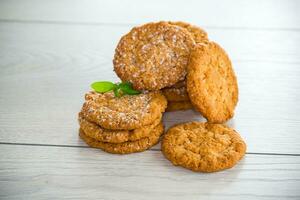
[78,21,246,172]
[79,91,167,154]
[162,80,193,112]
[161,22,209,112]
[113,21,238,123]
[114,21,209,112]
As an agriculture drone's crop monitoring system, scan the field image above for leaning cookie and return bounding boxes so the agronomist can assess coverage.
[81,91,167,130]
[79,112,162,143]
[113,21,195,90]
[187,42,238,123]
[161,122,246,172]
[79,122,164,154]
[166,101,193,112]
[168,21,209,44]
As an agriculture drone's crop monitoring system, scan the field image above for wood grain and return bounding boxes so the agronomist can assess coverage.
[0,22,300,154]
[0,144,299,200]
[0,1,300,199]
[0,0,299,30]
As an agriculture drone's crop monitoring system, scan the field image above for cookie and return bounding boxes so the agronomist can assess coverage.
[79,112,161,143]
[187,42,238,123]
[81,91,167,130]
[166,101,193,112]
[169,80,186,89]
[79,122,164,154]
[168,21,209,44]
[161,122,246,172]
[162,80,189,102]
[113,21,195,90]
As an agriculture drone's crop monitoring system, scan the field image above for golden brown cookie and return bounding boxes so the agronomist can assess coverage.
[113,21,195,90]
[166,101,193,112]
[161,122,246,172]
[81,91,167,130]
[187,42,238,123]
[79,122,164,154]
[162,80,189,102]
[168,21,209,44]
[79,112,161,143]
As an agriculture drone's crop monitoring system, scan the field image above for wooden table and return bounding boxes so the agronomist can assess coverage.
[0,0,299,199]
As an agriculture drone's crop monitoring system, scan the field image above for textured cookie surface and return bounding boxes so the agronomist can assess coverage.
[79,113,161,143]
[168,21,208,44]
[114,21,195,90]
[166,101,193,112]
[162,80,189,102]
[162,122,246,172]
[79,123,164,154]
[81,91,167,130]
[187,42,238,123]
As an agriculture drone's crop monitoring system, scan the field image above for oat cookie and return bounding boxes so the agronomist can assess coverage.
[168,21,208,44]
[187,42,238,123]
[166,101,193,112]
[113,21,195,90]
[79,122,164,154]
[79,113,161,143]
[162,122,246,172]
[81,91,167,130]
[162,80,189,102]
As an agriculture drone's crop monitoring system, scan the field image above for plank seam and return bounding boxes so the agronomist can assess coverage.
[0,142,299,156]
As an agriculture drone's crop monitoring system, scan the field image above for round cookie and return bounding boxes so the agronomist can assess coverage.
[113,21,195,90]
[79,122,164,154]
[79,113,162,143]
[187,42,238,123]
[162,81,189,102]
[81,91,167,130]
[161,122,246,172]
[168,21,209,44]
[166,101,193,112]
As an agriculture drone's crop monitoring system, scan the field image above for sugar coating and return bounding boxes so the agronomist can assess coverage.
[81,91,167,130]
[162,122,246,172]
[168,21,209,44]
[113,21,195,90]
[162,80,189,102]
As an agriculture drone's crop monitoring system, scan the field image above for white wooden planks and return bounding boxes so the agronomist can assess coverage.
[0,1,300,199]
[0,22,299,153]
[0,145,299,200]
[0,0,299,29]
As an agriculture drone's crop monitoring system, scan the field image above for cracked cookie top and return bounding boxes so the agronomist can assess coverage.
[162,122,246,172]
[113,21,195,90]
[80,91,167,130]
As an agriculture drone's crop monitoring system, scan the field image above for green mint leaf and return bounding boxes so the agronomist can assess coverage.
[90,81,140,97]
[91,81,115,93]
[113,87,121,97]
[118,82,141,95]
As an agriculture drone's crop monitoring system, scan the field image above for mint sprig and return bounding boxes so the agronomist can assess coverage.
[118,82,141,95]
[91,81,115,93]
[91,81,141,97]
